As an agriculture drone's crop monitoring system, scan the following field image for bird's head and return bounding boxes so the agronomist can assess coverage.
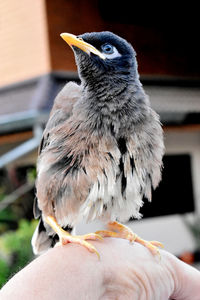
[60,31,139,87]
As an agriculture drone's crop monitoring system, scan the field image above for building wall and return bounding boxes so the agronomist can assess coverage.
[0,0,50,87]
[45,0,200,78]
[46,0,104,72]
[0,0,199,88]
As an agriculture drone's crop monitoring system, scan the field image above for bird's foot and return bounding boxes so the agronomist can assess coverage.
[96,221,164,257]
[45,216,102,259]
[58,231,103,259]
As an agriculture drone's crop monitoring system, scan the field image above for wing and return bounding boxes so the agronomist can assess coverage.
[38,82,82,155]
[128,108,164,202]
[34,82,82,219]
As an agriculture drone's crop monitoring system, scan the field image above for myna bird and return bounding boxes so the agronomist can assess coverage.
[32,31,164,258]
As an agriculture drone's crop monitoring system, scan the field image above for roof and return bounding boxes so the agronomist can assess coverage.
[147,85,200,113]
[0,72,199,134]
[145,83,200,124]
[0,72,79,134]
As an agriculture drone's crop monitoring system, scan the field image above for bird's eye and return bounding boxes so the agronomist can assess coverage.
[101,43,114,54]
[101,43,121,59]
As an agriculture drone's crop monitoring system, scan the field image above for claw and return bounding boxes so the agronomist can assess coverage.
[96,221,164,259]
[77,233,103,241]
[44,215,101,259]
[150,241,164,248]
[59,232,102,259]
[95,230,118,238]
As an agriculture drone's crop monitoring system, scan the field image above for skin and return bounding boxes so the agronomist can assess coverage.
[1,238,200,300]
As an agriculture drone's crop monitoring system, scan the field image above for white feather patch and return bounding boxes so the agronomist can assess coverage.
[79,163,143,223]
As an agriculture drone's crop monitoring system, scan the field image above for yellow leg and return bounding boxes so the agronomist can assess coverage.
[96,221,164,257]
[45,216,103,258]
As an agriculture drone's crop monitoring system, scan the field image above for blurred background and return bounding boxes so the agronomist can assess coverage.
[0,0,200,286]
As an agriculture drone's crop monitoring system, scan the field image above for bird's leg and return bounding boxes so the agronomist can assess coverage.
[96,221,164,257]
[44,216,103,258]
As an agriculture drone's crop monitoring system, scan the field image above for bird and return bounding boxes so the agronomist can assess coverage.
[32,31,164,258]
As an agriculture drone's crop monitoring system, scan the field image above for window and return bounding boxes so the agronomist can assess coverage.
[140,154,195,218]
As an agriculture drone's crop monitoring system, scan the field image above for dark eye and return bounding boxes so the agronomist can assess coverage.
[101,43,114,54]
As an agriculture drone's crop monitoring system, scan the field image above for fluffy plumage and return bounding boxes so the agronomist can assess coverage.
[32,31,164,254]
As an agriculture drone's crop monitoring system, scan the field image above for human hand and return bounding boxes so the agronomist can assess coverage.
[1,237,200,299]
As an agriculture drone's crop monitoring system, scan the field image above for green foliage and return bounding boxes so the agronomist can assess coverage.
[0,186,6,202]
[0,258,10,286]
[0,166,37,287]
[0,209,17,234]
[26,167,37,184]
[0,219,37,288]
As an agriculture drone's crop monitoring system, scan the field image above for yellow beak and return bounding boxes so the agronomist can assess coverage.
[60,33,106,60]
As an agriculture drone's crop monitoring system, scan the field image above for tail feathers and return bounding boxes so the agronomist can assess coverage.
[33,197,41,219]
[31,218,58,255]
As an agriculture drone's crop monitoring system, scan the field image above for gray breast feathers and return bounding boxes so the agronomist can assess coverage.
[36,106,164,226]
